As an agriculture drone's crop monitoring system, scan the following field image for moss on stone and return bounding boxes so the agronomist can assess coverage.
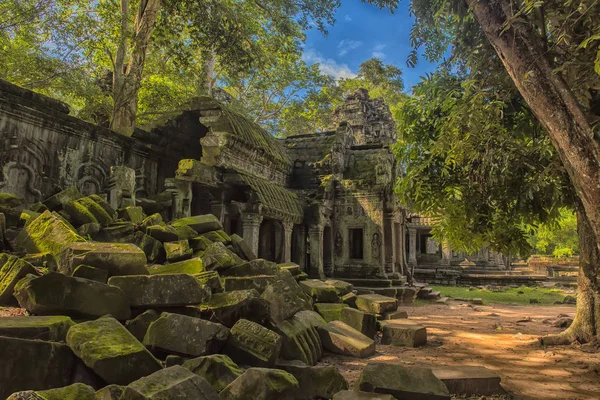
[183,354,243,392]
[15,210,85,257]
[314,303,349,322]
[148,258,205,275]
[0,315,75,341]
[63,200,99,226]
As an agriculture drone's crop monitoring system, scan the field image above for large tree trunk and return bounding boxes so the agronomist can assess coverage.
[541,208,600,345]
[200,47,217,96]
[111,0,161,136]
[465,0,600,257]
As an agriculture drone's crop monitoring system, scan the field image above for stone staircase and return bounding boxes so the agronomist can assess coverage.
[340,276,418,304]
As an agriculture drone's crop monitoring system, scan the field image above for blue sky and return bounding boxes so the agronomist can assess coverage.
[302,0,439,91]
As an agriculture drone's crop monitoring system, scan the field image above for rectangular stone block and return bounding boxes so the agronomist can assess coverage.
[356,294,397,314]
[58,242,148,276]
[342,307,377,338]
[224,319,282,367]
[15,210,84,256]
[317,321,375,358]
[380,319,427,347]
[0,254,38,305]
[0,315,75,341]
[315,303,349,322]
[432,366,504,396]
[299,280,339,303]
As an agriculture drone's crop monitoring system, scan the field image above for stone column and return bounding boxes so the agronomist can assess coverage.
[383,213,396,273]
[282,221,294,263]
[440,241,451,266]
[295,225,307,271]
[309,225,325,279]
[242,213,263,257]
[408,227,418,266]
[108,166,136,210]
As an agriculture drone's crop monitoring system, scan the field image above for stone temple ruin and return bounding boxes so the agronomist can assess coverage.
[0,80,506,399]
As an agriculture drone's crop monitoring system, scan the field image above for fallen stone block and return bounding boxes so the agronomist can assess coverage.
[195,270,223,293]
[201,241,238,271]
[222,258,279,277]
[223,275,278,293]
[0,254,39,305]
[355,362,450,400]
[20,252,57,271]
[42,186,83,211]
[324,279,354,296]
[299,279,340,302]
[108,274,210,308]
[173,224,199,240]
[342,292,358,308]
[58,241,148,277]
[220,368,299,400]
[15,272,130,320]
[0,315,75,341]
[275,310,325,366]
[126,309,160,342]
[66,315,162,385]
[72,264,109,283]
[118,206,145,223]
[318,321,375,358]
[95,384,125,400]
[143,312,229,357]
[189,235,213,252]
[397,286,418,304]
[183,354,243,392]
[120,366,221,400]
[380,310,408,320]
[164,240,193,262]
[261,279,312,324]
[15,210,84,256]
[0,336,77,398]
[342,307,377,338]
[224,319,282,367]
[432,366,504,396]
[356,294,397,314]
[380,319,427,347]
[230,233,256,260]
[146,224,180,242]
[333,391,396,399]
[276,360,348,400]
[315,303,349,322]
[199,289,269,328]
[7,383,96,400]
[148,258,205,276]
[201,229,230,244]
[172,214,222,234]
[140,213,165,228]
[65,196,114,227]
[131,231,165,264]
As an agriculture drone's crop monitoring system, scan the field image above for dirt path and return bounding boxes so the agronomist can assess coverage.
[322,302,600,400]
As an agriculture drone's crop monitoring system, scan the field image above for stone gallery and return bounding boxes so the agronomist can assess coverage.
[0,80,505,399]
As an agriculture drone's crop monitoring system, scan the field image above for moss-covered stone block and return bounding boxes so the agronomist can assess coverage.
[66,315,162,385]
[171,214,222,234]
[260,279,312,324]
[132,231,165,264]
[14,271,131,320]
[148,257,204,275]
[125,309,160,342]
[20,252,57,271]
[108,274,210,308]
[94,384,125,400]
[183,354,243,392]
[189,235,213,252]
[120,365,221,400]
[219,368,299,400]
[276,360,349,399]
[0,253,39,305]
[222,258,279,277]
[6,383,96,400]
[118,206,145,224]
[195,270,223,293]
[201,230,230,244]
[224,319,282,367]
[355,294,397,314]
[72,264,109,283]
[324,279,354,296]
[143,312,229,357]
[199,289,269,328]
[317,321,375,358]
[314,303,349,322]
[341,307,377,339]
[42,186,83,211]
[379,319,427,347]
[140,213,165,228]
[164,240,193,262]
[92,221,136,242]
[20,209,41,226]
[230,233,256,261]
[0,315,75,341]
[63,199,99,227]
[15,210,85,256]
[58,242,148,277]
[223,275,278,293]
[146,224,180,242]
[77,222,101,236]
[299,280,339,303]
[201,242,238,271]
[172,224,198,240]
[274,310,325,366]
[342,292,358,308]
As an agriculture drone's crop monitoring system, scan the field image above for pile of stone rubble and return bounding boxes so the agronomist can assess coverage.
[0,189,504,399]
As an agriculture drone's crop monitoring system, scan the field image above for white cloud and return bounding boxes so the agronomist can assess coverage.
[371,44,387,59]
[337,39,363,56]
[344,14,352,22]
[302,48,357,80]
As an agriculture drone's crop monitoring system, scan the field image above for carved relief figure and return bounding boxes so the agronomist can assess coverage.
[371,232,382,262]
[334,230,343,257]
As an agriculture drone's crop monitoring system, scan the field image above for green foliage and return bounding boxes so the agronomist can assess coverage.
[528,208,579,257]
[428,285,569,306]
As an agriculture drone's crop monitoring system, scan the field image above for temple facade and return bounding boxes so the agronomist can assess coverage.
[0,81,503,282]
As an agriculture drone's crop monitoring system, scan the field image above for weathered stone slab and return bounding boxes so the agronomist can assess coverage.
[64,196,114,226]
[261,279,311,324]
[223,275,278,293]
[380,319,427,347]
[92,221,135,242]
[20,252,57,271]
[355,362,450,400]
[0,315,75,341]
[201,229,230,244]
[143,312,229,357]
[324,279,354,296]
[0,254,39,305]
[164,240,193,262]
[0,336,77,398]
[224,319,282,367]
[190,235,213,253]
[118,206,145,223]
[199,289,269,328]
[220,368,299,400]
[356,294,397,314]
[342,307,377,338]
[275,310,325,366]
[43,186,83,211]
[333,391,396,400]
[15,272,130,320]
[95,384,125,400]
[276,360,348,400]
[172,214,222,234]
[131,231,165,264]
[222,258,279,277]
[195,270,223,293]
[108,274,210,307]
[299,280,339,303]
[342,292,358,308]
[126,309,160,342]
[58,242,148,277]
[148,257,204,275]
[380,310,408,320]
[173,224,199,240]
[315,303,349,322]
[146,224,180,242]
[201,241,238,271]
[72,264,109,283]
[66,315,162,385]
[230,233,257,260]
[183,354,243,392]
[15,210,84,256]
[140,213,165,228]
[432,366,504,396]
[7,383,96,400]
[120,366,221,400]
[317,321,375,358]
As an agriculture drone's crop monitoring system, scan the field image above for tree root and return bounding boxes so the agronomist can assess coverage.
[538,330,577,346]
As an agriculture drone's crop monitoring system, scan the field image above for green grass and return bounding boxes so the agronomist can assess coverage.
[429,285,570,306]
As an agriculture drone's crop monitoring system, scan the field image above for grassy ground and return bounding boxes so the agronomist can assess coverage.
[428,285,571,306]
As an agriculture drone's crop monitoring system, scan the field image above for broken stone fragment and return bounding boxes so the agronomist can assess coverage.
[342,292,358,308]
[324,279,354,296]
[118,206,145,224]
[230,233,256,260]
[125,309,160,342]
[195,270,223,293]
[143,312,230,357]
[146,224,180,242]
[261,279,312,324]
[224,319,282,367]
[19,209,41,226]
[172,214,222,234]
[58,241,148,277]
[15,210,84,256]
[333,391,395,400]
[0,336,77,399]
[201,241,238,271]
[76,222,101,236]
[95,384,125,400]
[222,258,279,277]
[314,303,349,322]
[148,257,205,275]
[432,366,504,396]
[199,289,269,328]
[14,272,131,320]
[164,240,193,262]
[299,279,339,303]
[66,315,162,385]
[274,310,325,366]
[276,360,349,400]
[219,368,299,400]
[189,235,213,252]
[355,362,450,400]
[6,383,96,400]
[92,221,136,242]
[355,294,397,314]
[317,320,375,358]
[120,365,221,400]
[64,196,114,227]
[380,310,408,320]
[42,186,83,211]
[0,315,75,341]
[379,319,427,347]
[108,274,210,308]
[341,307,377,339]
[71,264,109,283]
[131,231,165,264]
[182,354,243,392]
[0,254,39,305]
[172,224,199,240]
[223,275,278,293]
[20,252,57,271]
[140,213,165,228]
